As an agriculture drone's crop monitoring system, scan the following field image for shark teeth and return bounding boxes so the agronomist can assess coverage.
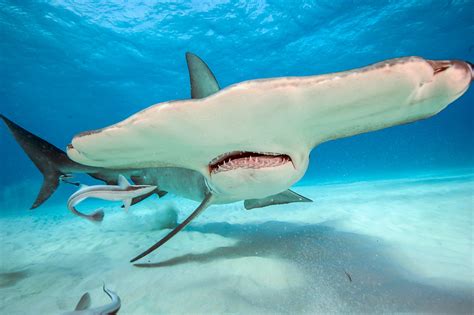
[209,151,291,174]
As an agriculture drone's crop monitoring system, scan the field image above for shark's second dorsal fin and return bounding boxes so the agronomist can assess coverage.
[185,52,220,99]
[117,175,130,188]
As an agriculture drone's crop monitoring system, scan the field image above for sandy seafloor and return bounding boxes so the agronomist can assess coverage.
[0,171,472,314]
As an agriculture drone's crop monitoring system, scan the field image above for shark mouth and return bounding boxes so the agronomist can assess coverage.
[209,151,292,174]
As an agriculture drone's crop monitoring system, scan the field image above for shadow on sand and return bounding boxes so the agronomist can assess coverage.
[0,270,29,288]
[134,220,472,313]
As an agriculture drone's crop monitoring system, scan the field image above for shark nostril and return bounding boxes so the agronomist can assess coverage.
[434,66,449,74]
[426,60,453,75]
[427,60,451,75]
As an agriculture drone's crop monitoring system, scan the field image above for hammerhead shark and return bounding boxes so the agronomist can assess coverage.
[2,53,472,263]
[67,175,156,222]
[62,285,121,315]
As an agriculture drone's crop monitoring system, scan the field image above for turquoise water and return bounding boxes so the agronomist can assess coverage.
[1,1,473,185]
[0,1,473,314]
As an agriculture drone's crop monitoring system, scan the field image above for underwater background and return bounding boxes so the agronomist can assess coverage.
[1,0,473,186]
[0,1,473,314]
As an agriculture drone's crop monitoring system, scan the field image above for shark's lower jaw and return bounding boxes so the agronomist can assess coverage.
[207,151,304,203]
[209,151,292,174]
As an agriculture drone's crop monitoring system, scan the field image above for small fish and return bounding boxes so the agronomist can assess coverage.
[67,175,156,222]
[344,270,352,282]
[63,285,121,315]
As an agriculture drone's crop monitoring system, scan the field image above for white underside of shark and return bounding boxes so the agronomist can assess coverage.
[67,57,472,204]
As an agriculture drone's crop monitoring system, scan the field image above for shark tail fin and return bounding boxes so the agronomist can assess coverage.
[1,114,71,209]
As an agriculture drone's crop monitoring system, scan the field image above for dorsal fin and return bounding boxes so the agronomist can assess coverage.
[74,292,91,311]
[185,52,220,99]
[117,175,130,188]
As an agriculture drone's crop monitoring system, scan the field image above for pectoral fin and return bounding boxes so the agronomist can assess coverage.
[123,198,132,212]
[244,189,312,210]
[127,191,156,207]
[128,176,167,206]
[130,192,214,263]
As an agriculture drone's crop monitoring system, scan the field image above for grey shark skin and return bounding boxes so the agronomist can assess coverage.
[67,175,156,222]
[2,54,472,263]
[63,285,121,315]
[186,52,220,99]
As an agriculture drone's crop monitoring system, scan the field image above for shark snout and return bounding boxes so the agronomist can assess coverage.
[450,60,473,84]
[427,60,473,94]
[451,60,473,82]
[467,61,474,82]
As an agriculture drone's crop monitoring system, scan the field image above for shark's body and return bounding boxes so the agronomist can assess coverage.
[2,54,472,262]
[67,175,156,222]
[68,57,473,204]
[63,285,121,315]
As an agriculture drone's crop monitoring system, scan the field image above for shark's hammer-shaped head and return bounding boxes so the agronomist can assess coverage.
[297,57,473,145]
[406,58,472,119]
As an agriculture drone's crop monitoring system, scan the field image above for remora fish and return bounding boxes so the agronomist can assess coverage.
[2,54,472,262]
[67,175,156,222]
[63,285,121,315]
